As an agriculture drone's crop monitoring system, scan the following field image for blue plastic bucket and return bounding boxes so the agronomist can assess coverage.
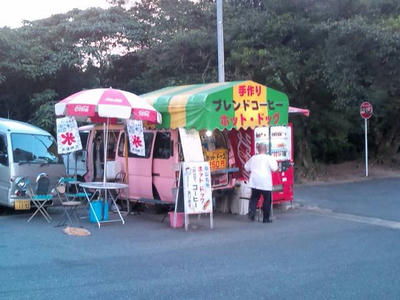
[103,201,109,221]
[89,200,103,223]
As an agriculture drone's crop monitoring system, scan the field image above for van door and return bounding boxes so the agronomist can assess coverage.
[90,129,120,181]
[0,134,10,205]
[152,131,177,203]
[116,131,154,200]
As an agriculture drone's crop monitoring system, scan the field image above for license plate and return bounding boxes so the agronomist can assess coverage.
[14,199,31,210]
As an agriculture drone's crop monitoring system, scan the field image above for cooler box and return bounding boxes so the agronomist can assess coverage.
[230,181,250,215]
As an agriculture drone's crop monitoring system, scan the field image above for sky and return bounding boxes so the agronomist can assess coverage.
[0,0,111,28]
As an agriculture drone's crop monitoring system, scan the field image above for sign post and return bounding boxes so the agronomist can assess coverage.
[360,102,373,177]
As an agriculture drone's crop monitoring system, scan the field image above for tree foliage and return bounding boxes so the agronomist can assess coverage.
[0,0,399,168]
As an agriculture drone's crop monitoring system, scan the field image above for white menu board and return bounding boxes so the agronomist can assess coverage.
[270,126,291,160]
[182,161,213,215]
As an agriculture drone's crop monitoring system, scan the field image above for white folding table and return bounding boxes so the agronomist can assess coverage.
[79,182,128,228]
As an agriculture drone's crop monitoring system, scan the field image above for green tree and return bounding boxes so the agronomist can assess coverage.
[1,0,399,171]
[321,16,400,162]
[0,7,140,125]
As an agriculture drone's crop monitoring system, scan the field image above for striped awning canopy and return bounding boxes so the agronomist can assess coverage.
[141,80,289,130]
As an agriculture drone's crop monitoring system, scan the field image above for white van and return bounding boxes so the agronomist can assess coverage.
[0,118,66,209]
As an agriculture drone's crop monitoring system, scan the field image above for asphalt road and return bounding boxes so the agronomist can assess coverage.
[295,177,400,221]
[1,177,400,299]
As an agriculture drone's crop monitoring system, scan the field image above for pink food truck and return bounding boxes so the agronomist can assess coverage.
[70,81,307,209]
[73,124,237,205]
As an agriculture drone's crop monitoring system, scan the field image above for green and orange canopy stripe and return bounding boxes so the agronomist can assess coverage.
[141,80,288,130]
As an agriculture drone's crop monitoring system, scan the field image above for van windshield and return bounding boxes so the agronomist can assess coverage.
[11,133,60,164]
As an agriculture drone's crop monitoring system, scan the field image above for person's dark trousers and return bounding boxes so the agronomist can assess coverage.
[249,188,272,221]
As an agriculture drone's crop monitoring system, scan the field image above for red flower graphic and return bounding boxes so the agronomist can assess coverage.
[132,135,142,148]
[61,132,76,145]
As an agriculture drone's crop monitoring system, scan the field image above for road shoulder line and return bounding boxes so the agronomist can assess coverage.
[301,205,400,230]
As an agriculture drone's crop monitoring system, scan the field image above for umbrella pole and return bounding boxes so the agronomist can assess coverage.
[67,154,70,176]
[124,133,129,186]
[103,122,107,183]
[103,120,109,214]
[103,120,110,184]
[74,151,78,180]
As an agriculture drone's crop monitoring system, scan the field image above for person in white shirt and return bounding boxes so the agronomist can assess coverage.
[244,143,278,223]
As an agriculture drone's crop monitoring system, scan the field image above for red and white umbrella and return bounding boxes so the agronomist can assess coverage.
[55,88,161,184]
[55,88,161,123]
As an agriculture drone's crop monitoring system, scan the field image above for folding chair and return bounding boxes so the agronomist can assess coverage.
[27,173,53,223]
[62,177,88,202]
[55,177,83,227]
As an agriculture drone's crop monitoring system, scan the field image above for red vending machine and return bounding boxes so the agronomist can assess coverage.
[230,124,294,204]
[254,125,294,204]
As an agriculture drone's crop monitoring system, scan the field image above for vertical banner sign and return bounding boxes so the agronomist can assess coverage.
[56,116,82,154]
[182,161,213,213]
[126,119,145,156]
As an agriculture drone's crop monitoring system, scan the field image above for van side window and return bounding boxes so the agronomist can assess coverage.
[0,135,8,166]
[74,132,89,164]
[153,132,172,159]
[118,132,154,159]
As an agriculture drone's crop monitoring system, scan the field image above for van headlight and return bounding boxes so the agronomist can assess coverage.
[14,176,29,191]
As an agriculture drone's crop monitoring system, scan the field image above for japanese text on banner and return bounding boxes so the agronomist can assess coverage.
[204,149,228,171]
[233,82,267,128]
[182,162,213,215]
[126,119,145,156]
[56,116,82,154]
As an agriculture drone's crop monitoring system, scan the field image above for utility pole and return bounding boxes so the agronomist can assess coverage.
[217,0,225,82]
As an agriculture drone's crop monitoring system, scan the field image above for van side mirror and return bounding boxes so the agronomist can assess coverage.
[170,140,174,157]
